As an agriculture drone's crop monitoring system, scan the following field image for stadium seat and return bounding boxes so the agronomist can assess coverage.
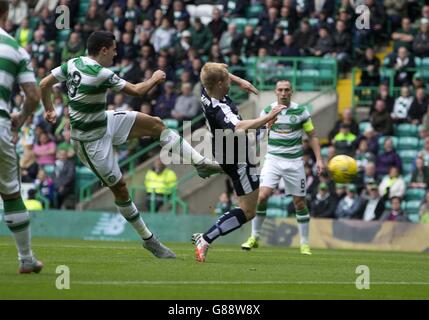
[163,118,179,129]
[408,213,420,223]
[398,150,418,163]
[359,121,371,134]
[79,0,90,17]
[422,57,429,68]
[405,200,421,215]
[402,162,413,175]
[414,57,422,67]
[57,29,71,43]
[43,165,54,177]
[398,137,419,151]
[230,18,248,33]
[418,138,424,149]
[246,5,264,18]
[321,146,329,158]
[405,188,426,201]
[394,123,419,137]
[404,174,412,184]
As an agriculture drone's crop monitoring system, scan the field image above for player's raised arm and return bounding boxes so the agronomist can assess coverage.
[235,104,286,132]
[121,70,166,97]
[39,74,59,124]
[229,73,259,95]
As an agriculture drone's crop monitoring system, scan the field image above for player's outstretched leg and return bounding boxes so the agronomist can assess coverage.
[193,190,258,262]
[127,113,223,179]
[2,194,43,274]
[112,181,176,259]
[294,197,311,255]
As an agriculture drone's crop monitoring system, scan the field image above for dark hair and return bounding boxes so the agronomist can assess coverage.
[87,31,116,56]
[0,0,9,16]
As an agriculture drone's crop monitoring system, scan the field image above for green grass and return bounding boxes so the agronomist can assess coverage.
[0,237,428,300]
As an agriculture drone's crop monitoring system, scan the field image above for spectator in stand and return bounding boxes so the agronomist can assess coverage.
[20,149,39,183]
[387,46,415,86]
[361,125,379,155]
[151,16,176,53]
[355,138,376,173]
[332,123,357,156]
[376,138,402,177]
[208,7,227,42]
[152,81,176,119]
[173,30,192,65]
[172,0,189,25]
[422,105,429,137]
[293,19,316,56]
[8,0,28,27]
[52,149,76,209]
[372,83,394,114]
[309,26,335,57]
[190,17,213,56]
[172,82,200,122]
[379,166,406,199]
[15,18,32,48]
[409,156,429,189]
[358,47,380,87]
[31,30,49,67]
[418,137,429,167]
[384,0,407,32]
[278,34,300,59]
[229,54,246,79]
[34,169,54,207]
[144,157,177,212]
[220,0,249,17]
[35,0,59,14]
[391,85,414,123]
[333,19,352,76]
[357,182,385,221]
[219,23,237,56]
[356,161,379,193]
[335,183,347,201]
[233,25,260,57]
[61,32,85,63]
[380,196,409,222]
[208,43,225,64]
[310,182,338,218]
[408,87,428,124]
[278,5,297,35]
[418,191,429,223]
[335,184,365,219]
[391,17,415,53]
[305,163,319,199]
[370,99,394,136]
[83,4,105,38]
[412,18,429,58]
[258,7,279,46]
[33,131,56,167]
[329,108,359,141]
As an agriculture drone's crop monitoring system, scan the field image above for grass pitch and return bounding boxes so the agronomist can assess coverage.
[0,237,428,300]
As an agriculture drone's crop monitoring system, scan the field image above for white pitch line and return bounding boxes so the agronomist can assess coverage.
[73,280,429,286]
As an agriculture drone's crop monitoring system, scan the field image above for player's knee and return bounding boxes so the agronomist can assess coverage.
[112,180,129,199]
[258,193,269,203]
[152,117,165,136]
[293,197,306,211]
[243,208,256,220]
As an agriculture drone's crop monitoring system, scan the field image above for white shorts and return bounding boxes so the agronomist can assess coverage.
[74,110,137,187]
[260,155,306,197]
[0,118,20,195]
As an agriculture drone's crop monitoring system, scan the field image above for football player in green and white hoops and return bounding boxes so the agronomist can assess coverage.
[241,80,324,255]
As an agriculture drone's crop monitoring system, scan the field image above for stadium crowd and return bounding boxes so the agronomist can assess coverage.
[4,0,429,222]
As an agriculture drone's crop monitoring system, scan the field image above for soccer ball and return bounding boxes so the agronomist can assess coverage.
[327,155,358,183]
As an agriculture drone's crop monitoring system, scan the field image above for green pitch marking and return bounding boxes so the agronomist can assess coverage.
[0,237,428,300]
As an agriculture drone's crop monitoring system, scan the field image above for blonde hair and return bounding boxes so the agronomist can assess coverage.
[200,62,229,91]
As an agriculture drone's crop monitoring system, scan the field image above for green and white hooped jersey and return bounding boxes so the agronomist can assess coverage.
[0,28,36,120]
[262,101,314,159]
[51,56,126,141]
